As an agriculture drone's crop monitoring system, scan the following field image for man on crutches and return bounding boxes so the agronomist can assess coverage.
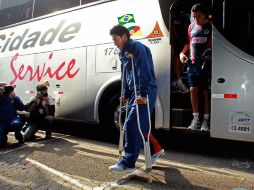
[109,25,164,174]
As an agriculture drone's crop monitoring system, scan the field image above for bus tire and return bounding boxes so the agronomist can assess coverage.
[99,92,121,135]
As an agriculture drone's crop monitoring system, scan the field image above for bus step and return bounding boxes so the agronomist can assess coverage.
[171,91,192,109]
[171,108,192,127]
[171,126,210,135]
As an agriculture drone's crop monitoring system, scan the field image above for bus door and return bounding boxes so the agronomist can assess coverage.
[211,0,254,142]
[169,0,213,129]
[169,1,192,129]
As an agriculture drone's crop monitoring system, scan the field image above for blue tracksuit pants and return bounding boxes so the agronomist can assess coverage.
[118,89,157,168]
[0,118,24,144]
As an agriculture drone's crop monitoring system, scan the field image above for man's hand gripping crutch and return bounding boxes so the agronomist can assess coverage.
[127,52,153,183]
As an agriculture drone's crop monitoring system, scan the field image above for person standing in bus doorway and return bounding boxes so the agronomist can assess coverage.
[23,84,55,141]
[179,3,212,131]
[0,82,25,147]
[108,25,164,173]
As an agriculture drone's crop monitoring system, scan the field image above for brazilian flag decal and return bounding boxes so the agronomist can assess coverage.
[117,13,142,36]
[118,14,135,25]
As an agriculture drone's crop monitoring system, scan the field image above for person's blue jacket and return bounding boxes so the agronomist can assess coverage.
[0,95,25,123]
[119,39,157,98]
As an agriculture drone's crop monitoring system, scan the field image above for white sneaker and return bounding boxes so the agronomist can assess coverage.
[151,149,165,166]
[109,164,135,173]
[201,120,210,131]
[188,119,200,130]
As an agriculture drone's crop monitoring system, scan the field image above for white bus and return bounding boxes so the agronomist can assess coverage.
[0,0,253,142]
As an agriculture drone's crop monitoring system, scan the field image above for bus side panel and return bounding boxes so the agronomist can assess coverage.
[34,48,87,119]
[211,27,254,142]
[85,46,96,120]
[0,55,35,103]
[86,44,120,121]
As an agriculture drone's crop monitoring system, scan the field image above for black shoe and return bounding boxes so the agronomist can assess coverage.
[15,132,24,144]
[45,132,52,139]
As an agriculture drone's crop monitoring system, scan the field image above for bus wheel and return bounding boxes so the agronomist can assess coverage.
[113,104,127,131]
[100,93,121,133]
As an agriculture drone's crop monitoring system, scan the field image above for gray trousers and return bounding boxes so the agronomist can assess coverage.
[23,115,54,140]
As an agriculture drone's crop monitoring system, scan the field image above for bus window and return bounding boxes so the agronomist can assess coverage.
[81,0,99,5]
[0,0,33,27]
[213,0,254,56]
[33,0,80,18]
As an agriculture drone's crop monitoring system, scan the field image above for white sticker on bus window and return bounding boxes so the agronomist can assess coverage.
[229,112,252,134]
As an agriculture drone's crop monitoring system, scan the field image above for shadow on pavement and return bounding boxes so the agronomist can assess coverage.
[123,166,212,190]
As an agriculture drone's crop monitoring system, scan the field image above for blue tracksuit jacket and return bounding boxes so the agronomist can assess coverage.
[118,39,157,168]
[0,95,25,122]
[119,39,157,98]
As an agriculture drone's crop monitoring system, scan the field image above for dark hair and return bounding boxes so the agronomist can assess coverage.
[36,84,48,91]
[191,3,208,15]
[110,25,130,39]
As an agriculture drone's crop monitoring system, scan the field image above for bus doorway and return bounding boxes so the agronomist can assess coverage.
[169,0,212,131]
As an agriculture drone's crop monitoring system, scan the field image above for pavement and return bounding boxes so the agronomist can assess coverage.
[0,131,254,190]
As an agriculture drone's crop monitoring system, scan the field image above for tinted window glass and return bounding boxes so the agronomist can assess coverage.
[0,0,33,27]
[33,0,80,17]
[81,0,99,5]
[213,0,254,56]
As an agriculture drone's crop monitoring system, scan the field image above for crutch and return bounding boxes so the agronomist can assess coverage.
[127,52,152,183]
[118,64,128,160]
